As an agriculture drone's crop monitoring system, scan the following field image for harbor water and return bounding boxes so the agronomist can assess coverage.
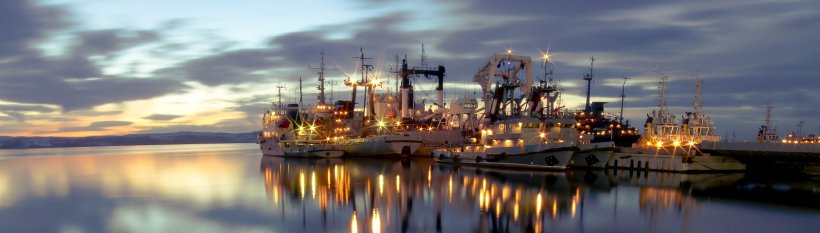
[0,143,818,233]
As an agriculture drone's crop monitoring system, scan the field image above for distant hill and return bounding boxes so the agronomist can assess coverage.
[0,131,258,149]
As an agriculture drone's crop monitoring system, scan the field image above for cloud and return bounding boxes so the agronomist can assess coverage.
[0,71,186,111]
[71,29,159,56]
[134,119,253,134]
[143,114,183,121]
[182,49,280,86]
[48,120,133,133]
[0,0,68,55]
[2,112,26,123]
[2,0,819,138]
[0,1,186,112]
[0,103,57,123]
[0,104,56,113]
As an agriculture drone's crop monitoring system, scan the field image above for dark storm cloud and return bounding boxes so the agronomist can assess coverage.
[143,114,183,121]
[48,120,133,133]
[0,0,186,111]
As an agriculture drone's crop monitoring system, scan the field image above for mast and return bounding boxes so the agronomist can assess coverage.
[693,74,703,120]
[657,72,668,113]
[797,119,806,138]
[542,52,554,82]
[583,57,595,113]
[541,51,556,114]
[276,83,286,109]
[420,44,429,71]
[765,103,773,130]
[310,50,337,105]
[352,48,374,117]
[391,54,400,95]
[299,77,303,108]
[328,80,337,103]
[619,77,630,124]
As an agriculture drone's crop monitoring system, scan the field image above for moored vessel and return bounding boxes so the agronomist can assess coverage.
[609,73,743,172]
[433,51,577,170]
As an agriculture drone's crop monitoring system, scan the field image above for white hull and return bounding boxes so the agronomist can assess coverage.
[569,142,615,169]
[407,129,466,156]
[343,134,422,156]
[608,152,745,173]
[283,145,344,158]
[260,138,343,158]
[433,147,576,170]
[260,138,284,156]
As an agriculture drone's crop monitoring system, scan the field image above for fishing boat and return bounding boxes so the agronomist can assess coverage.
[568,58,633,169]
[259,102,345,158]
[433,51,577,169]
[610,73,743,172]
[336,49,423,156]
[433,117,577,170]
[369,48,478,156]
[259,52,347,158]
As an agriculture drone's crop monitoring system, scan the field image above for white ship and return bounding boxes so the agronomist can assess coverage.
[335,49,424,156]
[259,103,344,158]
[368,49,478,156]
[433,51,577,169]
[611,73,743,172]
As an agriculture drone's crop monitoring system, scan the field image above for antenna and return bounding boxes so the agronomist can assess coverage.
[619,77,630,124]
[583,57,594,113]
[310,50,337,105]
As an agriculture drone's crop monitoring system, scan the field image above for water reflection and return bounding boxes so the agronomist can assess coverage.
[0,144,819,233]
[260,155,820,233]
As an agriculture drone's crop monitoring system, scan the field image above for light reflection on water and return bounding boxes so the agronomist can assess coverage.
[0,143,819,233]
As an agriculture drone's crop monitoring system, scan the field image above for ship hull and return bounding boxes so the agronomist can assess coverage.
[260,138,344,158]
[607,152,745,173]
[282,145,344,158]
[569,142,615,169]
[407,129,466,156]
[259,138,284,156]
[433,147,576,170]
[343,134,422,157]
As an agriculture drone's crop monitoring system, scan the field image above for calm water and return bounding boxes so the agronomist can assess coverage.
[1,143,818,233]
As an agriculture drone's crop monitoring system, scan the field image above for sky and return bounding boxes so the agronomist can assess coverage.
[1,0,819,139]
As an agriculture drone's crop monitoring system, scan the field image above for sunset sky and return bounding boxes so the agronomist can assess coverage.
[1,0,819,138]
